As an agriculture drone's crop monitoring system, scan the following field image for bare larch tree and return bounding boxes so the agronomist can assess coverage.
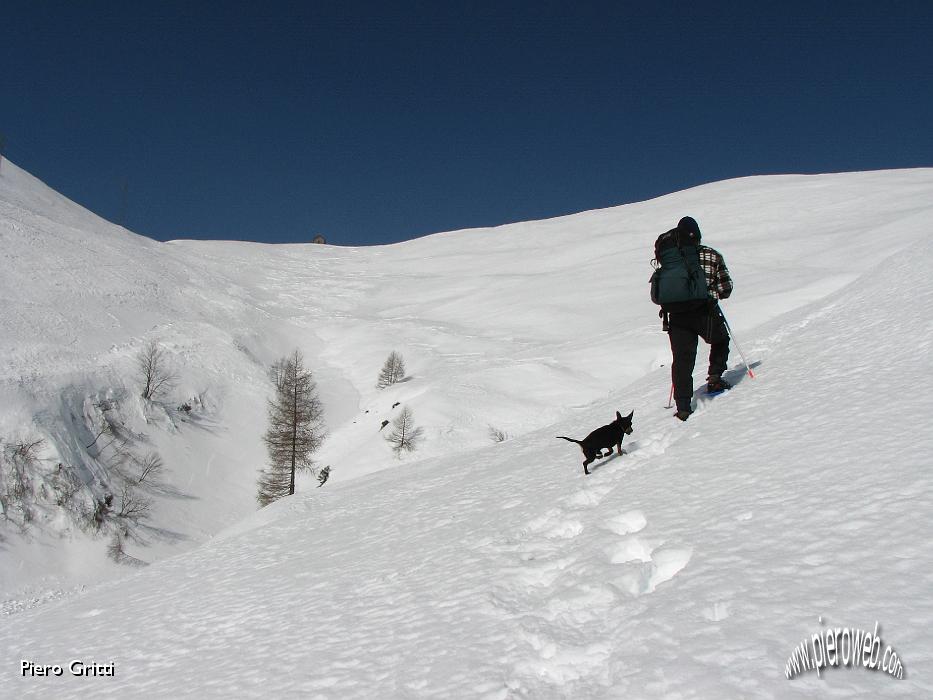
[376,351,406,389]
[385,405,424,456]
[258,350,326,507]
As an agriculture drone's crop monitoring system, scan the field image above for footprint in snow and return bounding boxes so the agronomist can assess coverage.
[561,483,614,509]
[606,535,654,564]
[702,601,731,621]
[506,555,578,590]
[602,510,647,536]
[510,509,585,542]
[616,546,693,597]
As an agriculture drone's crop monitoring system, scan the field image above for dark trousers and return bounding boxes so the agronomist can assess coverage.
[667,307,730,412]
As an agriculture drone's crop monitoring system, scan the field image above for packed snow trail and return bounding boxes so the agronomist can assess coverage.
[2,235,932,697]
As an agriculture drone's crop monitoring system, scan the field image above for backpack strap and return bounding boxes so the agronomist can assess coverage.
[676,241,703,290]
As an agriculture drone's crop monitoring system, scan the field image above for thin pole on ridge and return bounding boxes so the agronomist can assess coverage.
[666,383,674,409]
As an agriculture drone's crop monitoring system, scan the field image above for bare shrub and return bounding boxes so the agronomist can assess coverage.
[137,339,177,400]
[52,463,82,507]
[13,439,45,462]
[85,415,114,450]
[134,452,164,487]
[488,426,509,443]
[84,399,130,454]
[116,481,151,522]
[1,438,45,528]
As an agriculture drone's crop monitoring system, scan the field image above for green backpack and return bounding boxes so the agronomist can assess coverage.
[649,228,710,312]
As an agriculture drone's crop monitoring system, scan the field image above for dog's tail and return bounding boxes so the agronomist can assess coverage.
[556,436,581,444]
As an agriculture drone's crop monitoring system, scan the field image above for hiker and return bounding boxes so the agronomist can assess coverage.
[651,216,733,421]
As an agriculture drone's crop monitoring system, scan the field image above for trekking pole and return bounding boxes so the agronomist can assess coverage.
[666,383,674,409]
[718,308,756,379]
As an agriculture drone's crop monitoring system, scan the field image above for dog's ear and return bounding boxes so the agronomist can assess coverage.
[616,411,623,421]
[626,410,634,420]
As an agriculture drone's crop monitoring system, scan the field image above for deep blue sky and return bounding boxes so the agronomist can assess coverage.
[3,1,931,245]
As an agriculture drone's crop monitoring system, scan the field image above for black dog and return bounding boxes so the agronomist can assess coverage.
[557,410,634,475]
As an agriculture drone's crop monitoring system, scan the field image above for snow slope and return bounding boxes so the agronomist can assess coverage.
[1,160,932,696]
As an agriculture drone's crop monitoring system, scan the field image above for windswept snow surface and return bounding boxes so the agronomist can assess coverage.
[1,160,932,697]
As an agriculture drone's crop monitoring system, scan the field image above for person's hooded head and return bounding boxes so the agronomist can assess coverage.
[677,216,701,242]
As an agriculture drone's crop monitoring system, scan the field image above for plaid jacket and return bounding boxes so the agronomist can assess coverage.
[698,245,733,300]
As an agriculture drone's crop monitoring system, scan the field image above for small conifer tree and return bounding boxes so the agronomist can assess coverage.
[377,351,406,389]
